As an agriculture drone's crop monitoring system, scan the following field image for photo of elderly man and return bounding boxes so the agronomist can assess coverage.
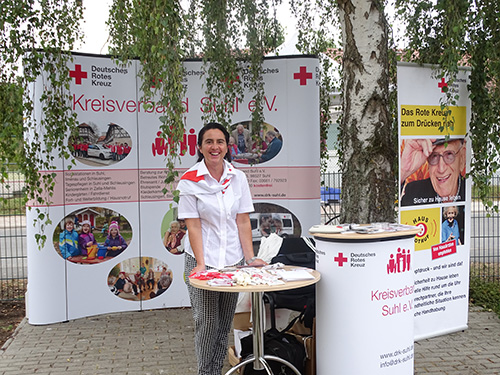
[400,138,466,206]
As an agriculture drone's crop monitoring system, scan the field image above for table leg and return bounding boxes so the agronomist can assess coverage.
[225,291,268,375]
[224,291,302,375]
[252,291,265,371]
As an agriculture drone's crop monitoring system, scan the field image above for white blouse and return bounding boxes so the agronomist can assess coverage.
[177,160,254,269]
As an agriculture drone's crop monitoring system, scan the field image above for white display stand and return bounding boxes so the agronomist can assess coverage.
[312,228,419,375]
[26,54,321,325]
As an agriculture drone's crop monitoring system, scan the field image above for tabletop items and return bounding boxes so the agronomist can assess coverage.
[309,223,418,235]
[190,264,315,287]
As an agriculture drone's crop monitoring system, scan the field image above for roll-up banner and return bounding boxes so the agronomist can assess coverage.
[397,62,471,340]
[26,53,320,324]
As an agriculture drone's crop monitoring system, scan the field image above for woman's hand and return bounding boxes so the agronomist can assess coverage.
[190,264,206,276]
[248,257,267,266]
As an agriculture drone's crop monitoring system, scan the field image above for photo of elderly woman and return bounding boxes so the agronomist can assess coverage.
[160,208,186,255]
[441,205,465,245]
[163,220,185,254]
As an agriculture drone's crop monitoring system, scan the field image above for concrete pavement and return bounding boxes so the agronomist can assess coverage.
[1,306,499,374]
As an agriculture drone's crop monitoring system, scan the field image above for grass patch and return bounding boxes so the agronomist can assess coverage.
[469,276,500,318]
[471,184,500,201]
[0,279,27,301]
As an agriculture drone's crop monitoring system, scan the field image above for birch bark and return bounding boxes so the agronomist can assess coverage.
[337,0,396,223]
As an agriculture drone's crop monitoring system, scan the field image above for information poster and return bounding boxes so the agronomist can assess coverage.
[26,54,320,324]
[397,62,471,340]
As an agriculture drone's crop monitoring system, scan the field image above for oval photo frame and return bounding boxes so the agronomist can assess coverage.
[107,257,173,301]
[230,120,283,165]
[69,122,132,167]
[53,207,132,264]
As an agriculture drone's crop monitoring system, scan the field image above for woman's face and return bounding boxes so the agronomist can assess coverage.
[446,210,457,221]
[170,223,180,233]
[110,228,118,237]
[82,224,90,233]
[199,129,228,166]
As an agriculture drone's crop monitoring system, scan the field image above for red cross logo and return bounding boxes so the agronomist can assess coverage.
[334,252,348,267]
[438,77,448,92]
[69,64,87,85]
[293,66,312,86]
[222,75,240,88]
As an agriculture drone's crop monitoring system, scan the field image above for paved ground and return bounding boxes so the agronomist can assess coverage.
[1,306,499,375]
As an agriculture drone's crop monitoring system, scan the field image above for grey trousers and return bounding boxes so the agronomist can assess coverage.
[184,254,240,375]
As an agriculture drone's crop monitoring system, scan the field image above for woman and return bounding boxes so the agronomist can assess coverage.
[442,206,462,245]
[162,220,185,254]
[177,122,266,375]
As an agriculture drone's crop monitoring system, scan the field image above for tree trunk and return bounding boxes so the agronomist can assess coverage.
[337,0,396,224]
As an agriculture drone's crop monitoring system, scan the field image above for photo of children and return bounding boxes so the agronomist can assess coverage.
[230,120,283,164]
[441,205,465,245]
[107,257,173,301]
[160,207,186,255]
[69,122,132,167]
[54,207,132,264]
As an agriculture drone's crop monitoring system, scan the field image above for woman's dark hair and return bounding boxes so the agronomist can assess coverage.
[197,122,232,162]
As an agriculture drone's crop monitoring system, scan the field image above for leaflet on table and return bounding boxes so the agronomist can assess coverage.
[309,223,418,235]
[276,268,315,281]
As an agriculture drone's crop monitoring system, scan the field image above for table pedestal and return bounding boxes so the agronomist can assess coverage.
[225,291,302,375]
[188,266,320,375]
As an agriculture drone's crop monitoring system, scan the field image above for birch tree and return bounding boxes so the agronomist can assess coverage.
[336,0,395,223]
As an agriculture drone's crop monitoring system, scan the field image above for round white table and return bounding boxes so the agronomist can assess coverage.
[190,266,321,375]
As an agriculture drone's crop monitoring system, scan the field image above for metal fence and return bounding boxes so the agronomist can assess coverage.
[0,173,27,301]
[470,179,500,281]
[0,172,498,301]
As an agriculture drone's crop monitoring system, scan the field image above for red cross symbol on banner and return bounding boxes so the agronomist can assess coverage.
[334,252,348,267]
[438,77,448,92]
[69,64,88,85]
[293,66,312,86]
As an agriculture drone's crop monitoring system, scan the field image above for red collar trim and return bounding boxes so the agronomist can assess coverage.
[180,170,205,183]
